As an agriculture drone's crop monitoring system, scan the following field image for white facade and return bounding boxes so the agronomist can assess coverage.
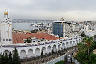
[0,36,81,59]
[84,25,89,32]
[0,10,12,44]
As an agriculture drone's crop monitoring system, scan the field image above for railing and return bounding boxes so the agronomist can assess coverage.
[43,54,80,64]
[43,54,66,64]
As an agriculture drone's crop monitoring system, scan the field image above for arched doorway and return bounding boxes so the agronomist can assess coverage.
[53,45,57,52]
[42,47,46,55]
[62,43,65,49]
[58,44,61,51]
[28,49,34,58]
[47,46,51,53]
[35,48,40,56]
[20,50,26,59]
[4,50,10,55]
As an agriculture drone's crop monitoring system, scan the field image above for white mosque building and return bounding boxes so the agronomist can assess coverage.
[0,10,81,59]
[0,9,12,45]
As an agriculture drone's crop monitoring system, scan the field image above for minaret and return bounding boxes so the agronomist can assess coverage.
[4,9,8,18]
[1,9,12,44]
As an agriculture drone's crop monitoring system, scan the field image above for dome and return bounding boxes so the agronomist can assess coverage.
[4,11,8,15]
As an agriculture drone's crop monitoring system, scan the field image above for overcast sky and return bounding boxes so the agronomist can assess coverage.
[0,0,96,21]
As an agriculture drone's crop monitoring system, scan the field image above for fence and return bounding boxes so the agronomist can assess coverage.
[43,53,80,64]
[43,54,67,64]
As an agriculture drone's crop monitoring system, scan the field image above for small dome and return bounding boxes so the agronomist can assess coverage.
[4,9,8,15]
[4,11,8,15]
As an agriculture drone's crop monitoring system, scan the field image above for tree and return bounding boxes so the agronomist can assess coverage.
[24,37,32,43]
[41,50,43,58]
[83,37,93,55]
[12,48,21,64]
[64,55,67,63]
[0,53,9,64]
[8,52,12,64]
[76,37,96,64]
[76,51,88,64]
[52,49,54,54]
[0,49,21,64]
[31,29,38,33]
[89,53,96,64]
[0,54,2,64]
[90,41,96,52]
[0,54,5,64]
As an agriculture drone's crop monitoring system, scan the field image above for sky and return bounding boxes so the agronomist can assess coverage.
[0,0,96,21]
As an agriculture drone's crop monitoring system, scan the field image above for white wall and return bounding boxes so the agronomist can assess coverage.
[0,36,81,59]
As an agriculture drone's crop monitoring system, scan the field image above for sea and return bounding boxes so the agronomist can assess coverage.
[12,19,53,31]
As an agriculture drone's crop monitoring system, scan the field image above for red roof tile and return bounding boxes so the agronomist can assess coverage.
[12,32,59,44]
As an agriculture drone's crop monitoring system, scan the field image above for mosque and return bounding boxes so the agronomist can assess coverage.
[0,10,81,59]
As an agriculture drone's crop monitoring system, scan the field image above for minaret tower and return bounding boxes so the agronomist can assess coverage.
[1,9,12,44]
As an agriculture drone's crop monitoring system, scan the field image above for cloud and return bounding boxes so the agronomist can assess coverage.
[0,0,96,21]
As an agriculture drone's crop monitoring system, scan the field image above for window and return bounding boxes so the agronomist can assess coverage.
[79,39,80,42]
[76,40,78,43]
[33,41,35,42]
[66,42,68,45]
[9,39,11,41]
[62,43,65,46]
[60,42,62,43]
[73,41,75,43]
[70,41,72,44]
[38,41,40,42]
[3,39,5,41]
[6,39,8,41]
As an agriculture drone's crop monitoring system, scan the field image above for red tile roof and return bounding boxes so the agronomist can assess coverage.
[12,32,59,44]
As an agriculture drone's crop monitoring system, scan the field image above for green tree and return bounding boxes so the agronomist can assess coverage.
[76,51,88,64]
[24,37,32,43]
[76,37,96,64]
[3,53,9,64]
[8,52,12,64]
[64,55,67,63]
[31,29,38,33]
[89,53,96,64]
[0,54,4,64]
[0,54,1,64]
[13,48,21,64]
[41,50,43,58]
[83,37,93,55]
[52,49,54,54]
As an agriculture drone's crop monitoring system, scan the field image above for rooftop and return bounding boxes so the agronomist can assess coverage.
[12,32,59,44]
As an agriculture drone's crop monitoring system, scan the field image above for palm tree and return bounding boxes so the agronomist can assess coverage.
[24,37,32,43]
[83,37,93,55]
